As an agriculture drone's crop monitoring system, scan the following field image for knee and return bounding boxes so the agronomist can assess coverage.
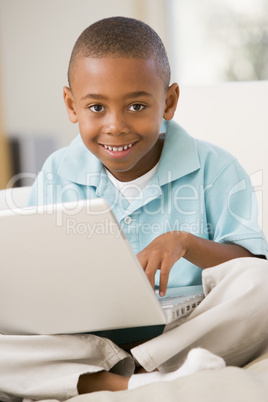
[203,257,268,299]
[239,257,268,290]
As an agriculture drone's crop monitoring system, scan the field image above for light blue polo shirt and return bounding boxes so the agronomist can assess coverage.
[28,120,268,287]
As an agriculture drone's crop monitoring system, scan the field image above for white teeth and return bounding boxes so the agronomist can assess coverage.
[104,143,134,152]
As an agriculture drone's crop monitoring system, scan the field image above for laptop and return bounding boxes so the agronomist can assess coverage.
[0,198,204,344]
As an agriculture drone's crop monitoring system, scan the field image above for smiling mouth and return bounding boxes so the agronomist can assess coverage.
[102,142,135,152]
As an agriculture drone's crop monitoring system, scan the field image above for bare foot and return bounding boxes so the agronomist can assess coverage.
[78,371,129,394]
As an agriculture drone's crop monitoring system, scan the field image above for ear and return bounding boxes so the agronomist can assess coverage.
[163,83,180,121]
[63,86,78,123]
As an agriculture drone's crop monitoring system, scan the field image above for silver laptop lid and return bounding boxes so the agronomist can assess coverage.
[0,199,166,335]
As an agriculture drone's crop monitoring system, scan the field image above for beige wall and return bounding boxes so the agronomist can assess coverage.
[0,0,169,148]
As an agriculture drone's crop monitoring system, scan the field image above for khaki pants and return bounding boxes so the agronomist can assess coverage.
[1,257,268,401]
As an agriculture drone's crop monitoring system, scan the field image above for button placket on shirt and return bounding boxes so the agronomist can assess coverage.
[124,216,132,225]
[121,214,140,254]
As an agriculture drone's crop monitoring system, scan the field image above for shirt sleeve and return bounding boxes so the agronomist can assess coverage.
[205,158,268,258]
[27,149,74,207]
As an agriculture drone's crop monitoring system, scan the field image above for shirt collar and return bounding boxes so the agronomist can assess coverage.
[58,120,200,187]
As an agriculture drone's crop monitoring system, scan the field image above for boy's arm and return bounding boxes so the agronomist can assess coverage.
[137,231,254,297]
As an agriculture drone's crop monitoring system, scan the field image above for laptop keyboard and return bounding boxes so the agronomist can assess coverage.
[159,293,203,308]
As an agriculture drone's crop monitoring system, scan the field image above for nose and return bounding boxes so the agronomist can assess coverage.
[103,110,129,136]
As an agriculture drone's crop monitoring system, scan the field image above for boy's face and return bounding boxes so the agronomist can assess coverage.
[64,57,179,182]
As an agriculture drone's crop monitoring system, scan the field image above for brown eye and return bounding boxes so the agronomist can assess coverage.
[129,104,145,112]
[89,104,104,112]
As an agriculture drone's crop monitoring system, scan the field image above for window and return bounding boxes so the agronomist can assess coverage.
[169,0,268,84]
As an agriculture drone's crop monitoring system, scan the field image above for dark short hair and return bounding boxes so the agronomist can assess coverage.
[68,16,171,89]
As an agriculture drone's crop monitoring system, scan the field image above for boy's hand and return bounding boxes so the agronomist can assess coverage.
[137,232,188,297]
[137,231,254,297]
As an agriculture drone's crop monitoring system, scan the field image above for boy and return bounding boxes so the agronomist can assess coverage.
[1,16,268,400]
[29,17,265,295]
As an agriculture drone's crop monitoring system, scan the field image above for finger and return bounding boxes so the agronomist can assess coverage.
[159,266,171,297]
[136,251,147,269]
[136,252,156,289]
[144,262,158,290]
[159,259,174,297]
